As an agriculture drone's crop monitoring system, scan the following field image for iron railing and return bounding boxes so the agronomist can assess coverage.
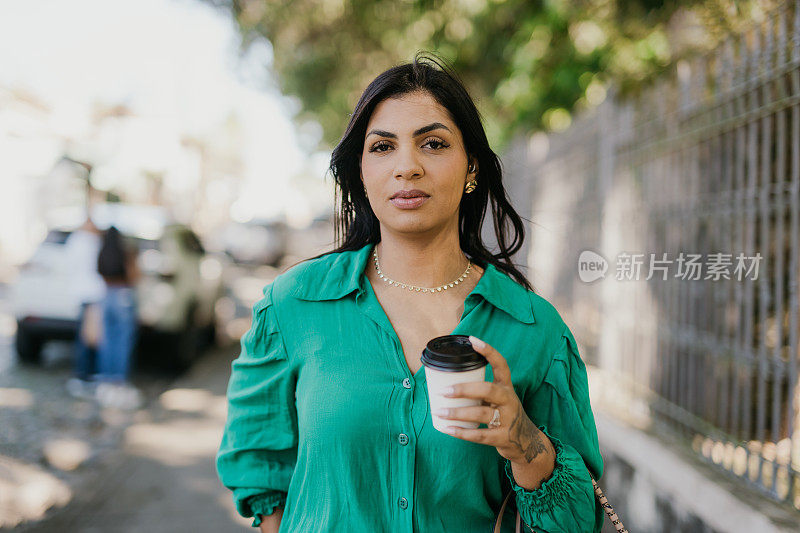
[518,0,800,508]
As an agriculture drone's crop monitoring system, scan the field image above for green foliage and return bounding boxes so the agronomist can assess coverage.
[208,0,765,150]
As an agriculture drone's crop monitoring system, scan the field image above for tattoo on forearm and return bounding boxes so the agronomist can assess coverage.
[508,406,548,463]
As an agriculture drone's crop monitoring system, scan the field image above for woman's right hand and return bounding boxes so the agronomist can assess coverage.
[258,508,283,533]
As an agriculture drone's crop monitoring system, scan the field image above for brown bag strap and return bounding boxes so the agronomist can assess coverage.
[493,474,626,533]
[492,489,521,533]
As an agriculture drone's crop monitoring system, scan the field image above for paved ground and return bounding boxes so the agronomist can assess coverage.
[13,343,250,532]
[0,284,172,530]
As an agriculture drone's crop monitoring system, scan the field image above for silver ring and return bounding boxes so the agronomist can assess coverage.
[488,408,501,428]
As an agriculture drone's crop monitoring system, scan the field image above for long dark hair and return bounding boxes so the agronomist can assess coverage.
[97,225,129,280]
[301,52,533,292]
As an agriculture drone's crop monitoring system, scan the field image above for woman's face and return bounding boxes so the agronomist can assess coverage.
[360,90,477,236]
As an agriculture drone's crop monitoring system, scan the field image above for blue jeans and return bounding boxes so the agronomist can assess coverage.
[97,286,138,382]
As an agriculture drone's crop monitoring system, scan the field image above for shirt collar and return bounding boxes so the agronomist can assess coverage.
[291,243,535,324]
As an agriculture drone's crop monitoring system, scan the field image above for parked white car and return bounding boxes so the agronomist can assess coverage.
[10,203,225,370]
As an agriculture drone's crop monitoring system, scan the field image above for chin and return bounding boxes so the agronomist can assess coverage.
[382,216,444,235]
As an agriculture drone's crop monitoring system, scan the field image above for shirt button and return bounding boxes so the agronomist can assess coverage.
[402,378,411,389]
[398,433,409,445]
[398,497,408,510]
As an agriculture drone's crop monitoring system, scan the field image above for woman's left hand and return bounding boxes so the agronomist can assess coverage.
[435,336,554,466]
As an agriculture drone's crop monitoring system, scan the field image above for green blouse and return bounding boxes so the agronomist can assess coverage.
[216,243,604,532]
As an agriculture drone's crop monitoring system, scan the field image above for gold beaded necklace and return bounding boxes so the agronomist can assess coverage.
[372,247,472,293]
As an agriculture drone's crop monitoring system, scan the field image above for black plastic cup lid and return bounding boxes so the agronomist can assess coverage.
[421,334,488,372]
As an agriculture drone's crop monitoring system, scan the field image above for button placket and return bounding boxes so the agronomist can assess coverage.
[392,356,414,526]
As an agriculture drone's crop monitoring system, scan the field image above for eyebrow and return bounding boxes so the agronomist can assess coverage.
[366,122,452,139]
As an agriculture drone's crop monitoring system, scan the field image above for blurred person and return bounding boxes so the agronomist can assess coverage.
[216,55,604,533]
[65,215,106,399]
[95,225,142,410]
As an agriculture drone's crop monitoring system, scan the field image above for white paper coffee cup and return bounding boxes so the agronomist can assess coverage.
[421,334,488,432]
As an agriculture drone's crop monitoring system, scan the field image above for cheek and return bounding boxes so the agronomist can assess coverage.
[429,159,467,200]
[426,152,466,180]
[361,155,387,178]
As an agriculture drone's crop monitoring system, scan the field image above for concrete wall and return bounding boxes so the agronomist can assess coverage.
[595,412,800,533]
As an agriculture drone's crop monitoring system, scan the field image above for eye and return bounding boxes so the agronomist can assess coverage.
[368,141,392,153]
[422,137,449,150]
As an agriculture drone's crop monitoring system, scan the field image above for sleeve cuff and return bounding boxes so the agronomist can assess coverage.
[247,492,287,528]
[503,425,576,517]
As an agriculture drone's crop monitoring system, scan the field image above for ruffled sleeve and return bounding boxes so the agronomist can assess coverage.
[216,282,298,527]
[503,324,604,533]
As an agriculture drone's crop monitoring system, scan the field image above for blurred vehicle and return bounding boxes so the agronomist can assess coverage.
[215,218,288,266]
[10,203,226,370]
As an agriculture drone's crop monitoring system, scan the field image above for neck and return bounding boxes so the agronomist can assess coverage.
[373,231,470,288]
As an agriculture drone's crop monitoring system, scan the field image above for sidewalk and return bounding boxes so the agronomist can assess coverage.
[0,339,172,529]
[18,344,249,532]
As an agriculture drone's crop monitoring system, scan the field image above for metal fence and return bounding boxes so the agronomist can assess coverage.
[517,0,800,508]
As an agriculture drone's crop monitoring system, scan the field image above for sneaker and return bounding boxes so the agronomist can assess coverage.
[95,382,115,408]
[96,382,143,410]
[116,384,143,410]
[66,378,96,400]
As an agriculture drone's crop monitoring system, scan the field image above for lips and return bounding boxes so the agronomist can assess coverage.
[390,195,429,209]
[391,189,429,199]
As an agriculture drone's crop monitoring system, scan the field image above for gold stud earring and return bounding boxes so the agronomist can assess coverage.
[464,162,477,193]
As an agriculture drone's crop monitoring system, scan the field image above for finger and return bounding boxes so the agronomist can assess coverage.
[443,381,510,405]
[468,336,512,384]
[433,405,496,424]
[443,425,501,444]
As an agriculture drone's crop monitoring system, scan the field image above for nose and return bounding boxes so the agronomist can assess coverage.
[393,145,424,180]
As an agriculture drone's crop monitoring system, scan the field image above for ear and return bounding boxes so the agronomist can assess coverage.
[467,156,478,178]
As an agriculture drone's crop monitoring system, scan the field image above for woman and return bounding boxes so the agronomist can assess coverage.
[217,55,603,532]
[65,215,105,399]
[95,225,142,410]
